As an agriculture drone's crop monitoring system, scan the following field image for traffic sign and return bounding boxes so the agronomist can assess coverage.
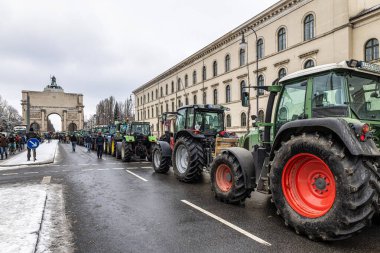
[27,138,40,149]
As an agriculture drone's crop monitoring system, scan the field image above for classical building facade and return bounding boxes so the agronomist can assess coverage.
[133,0,380,136]
[21,77,85,132]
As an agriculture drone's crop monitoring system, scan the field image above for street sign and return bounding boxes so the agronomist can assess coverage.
[27,138,40,149]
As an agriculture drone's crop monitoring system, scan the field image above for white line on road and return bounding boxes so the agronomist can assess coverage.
[41,176,51,184]
[141,167,152,169]
[97,168,109,171]
[111,168,125,170]
[81,169,94,171]
[181,200,271,246]
[2,173,19,176]
[50,171,59,173]
[24,172,39,174]
[125,170,148,182]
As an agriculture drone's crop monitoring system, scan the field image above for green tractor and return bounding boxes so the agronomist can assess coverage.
[152,105,239,181]
[105,121,128,158]
[120,122,157,162]
[211,60,380,240]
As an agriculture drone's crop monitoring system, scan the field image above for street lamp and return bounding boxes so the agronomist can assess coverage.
[240,28,259,131]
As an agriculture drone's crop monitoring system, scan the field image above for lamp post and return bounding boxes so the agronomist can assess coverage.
[240,28,259,132]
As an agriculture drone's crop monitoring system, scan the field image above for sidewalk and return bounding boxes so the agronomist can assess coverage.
[0,140,58,167]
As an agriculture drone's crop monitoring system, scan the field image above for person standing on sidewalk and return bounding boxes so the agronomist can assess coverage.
[0,134,8,160]
[96,132,105,159]
[26,128,37,161]
[70,134,78,152]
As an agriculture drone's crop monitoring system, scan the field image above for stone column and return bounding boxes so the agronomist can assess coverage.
[63,110,67,131]
[41,110,46,132]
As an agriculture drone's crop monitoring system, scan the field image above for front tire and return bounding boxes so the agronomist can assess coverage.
[270,133,379,240]
[152,145,170,173]
[121,142,133,162]
[173,137,205,182]
[211,152,252,204]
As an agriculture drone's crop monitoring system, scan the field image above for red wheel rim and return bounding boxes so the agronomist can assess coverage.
[282,153,336,218]
[215,164,233,192]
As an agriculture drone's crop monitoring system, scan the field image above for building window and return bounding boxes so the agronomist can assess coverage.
[171,81,174,93]
[156,89,158,99]
[304,59,315,69]
[152,107,154,117]
[226,85,231,103]
[365,38,379,62]
[161,105,163,115]
[193,70,197,84]
[203,91,207,104]
[257,38,264,59]
[166,103,169,112]
[166,84,168,95]
[213,89,218,105]
[160,87,163,97]
[225,54,231,72]
[185,97,189,105]
[239,48,245,66]
[148,109,150,119]
[304,14,315,41]
[193,94,197,104]
[178,99,182,107]
[152,91,154,100]
[185,75,188,87]
[258,75,264,95]
[278,27,286,51]
[278,68,287,79]
[226,114,231,127]
[177,78,181,91]
[156,106,158,117]
[148,93,150,102]
[202,66,207,81]
[258,110,265,123]
[172,101,175,111]
[240,80,246,100]
[241,112,247,127]
[213,61,218,77]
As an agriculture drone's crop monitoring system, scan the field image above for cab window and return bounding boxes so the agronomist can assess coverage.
[176,108,186,132]
[276,80,307,131]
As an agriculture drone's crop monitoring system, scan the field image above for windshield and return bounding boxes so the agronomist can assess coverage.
[131,124,150,135]
[194,111,224,134]
[347,73,380,121]
[109,126,116,135]
[120,124,129,134]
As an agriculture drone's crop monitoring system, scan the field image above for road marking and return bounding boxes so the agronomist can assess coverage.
[97,168,109,171]
[24,172,39,174]
[50,171,59,173]
[61,165,69,167]
[141,167,152,169]
[111,168,124,170]
[78,164,88,166]
[125,170,148,182]
[62,170,69,172]
[181,200,271,246]
[41,176,51,184]
[51,165,60,167]
[82,169,94,171]
[2,173,19,176]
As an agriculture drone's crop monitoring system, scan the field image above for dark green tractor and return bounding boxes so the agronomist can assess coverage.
[120,122,156,162]
[211,60,380,240]
[152,105,238,181]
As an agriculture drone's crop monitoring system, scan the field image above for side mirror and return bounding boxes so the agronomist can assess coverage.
[241,87,249,107]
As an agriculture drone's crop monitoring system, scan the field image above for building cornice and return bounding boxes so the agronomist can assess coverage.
[133,0,307,94]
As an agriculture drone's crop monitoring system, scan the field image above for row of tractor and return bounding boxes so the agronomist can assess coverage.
[146,60,380,241]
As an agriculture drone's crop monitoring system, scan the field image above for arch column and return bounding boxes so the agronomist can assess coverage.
[62,110,67,131]
[41,109,46,132]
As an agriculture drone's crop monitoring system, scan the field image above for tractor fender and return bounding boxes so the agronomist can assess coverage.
[175,130,205,141]
[222,147,255,189]
[272,118,380,158]
[156,141,172,158]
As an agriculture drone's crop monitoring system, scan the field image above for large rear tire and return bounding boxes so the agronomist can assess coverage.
[173,137,205,182]
[270,133,380,241]
[115,142,122,159]
[211,152,252,204]
[152,145,170,173]
[121,142,133,162]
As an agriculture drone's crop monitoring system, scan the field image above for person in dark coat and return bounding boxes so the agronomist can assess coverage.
[70,134,78,152]
[0,134,8,160]
[85,134,92,152]
[26,128,38,161]
[95,132,105,159]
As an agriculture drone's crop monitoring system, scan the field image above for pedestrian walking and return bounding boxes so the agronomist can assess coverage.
[26,128,37,161]
[8,134,16,155]
[96,132,105,159]
[21,135,27,150]
[85,134,92,152]
[0,134,8,160]
[70,134,78,152]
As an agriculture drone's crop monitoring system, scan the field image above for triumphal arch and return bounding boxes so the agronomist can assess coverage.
[21,76,84,132]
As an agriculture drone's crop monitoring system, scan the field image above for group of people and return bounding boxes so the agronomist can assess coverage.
[0,133,28,160]
[66,132,105,159]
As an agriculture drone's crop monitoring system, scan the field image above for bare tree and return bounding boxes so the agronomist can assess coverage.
[0,95,22,132]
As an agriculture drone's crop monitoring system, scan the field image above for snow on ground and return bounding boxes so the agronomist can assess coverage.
[0,183,74,253]
[0,140,58,168]
[0,184,47,253]
[36,184,74,253]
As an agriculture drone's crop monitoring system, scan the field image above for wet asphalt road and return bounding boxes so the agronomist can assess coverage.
[1,143,380,253]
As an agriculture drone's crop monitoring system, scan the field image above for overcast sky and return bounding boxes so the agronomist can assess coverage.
[0,0,278,129]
